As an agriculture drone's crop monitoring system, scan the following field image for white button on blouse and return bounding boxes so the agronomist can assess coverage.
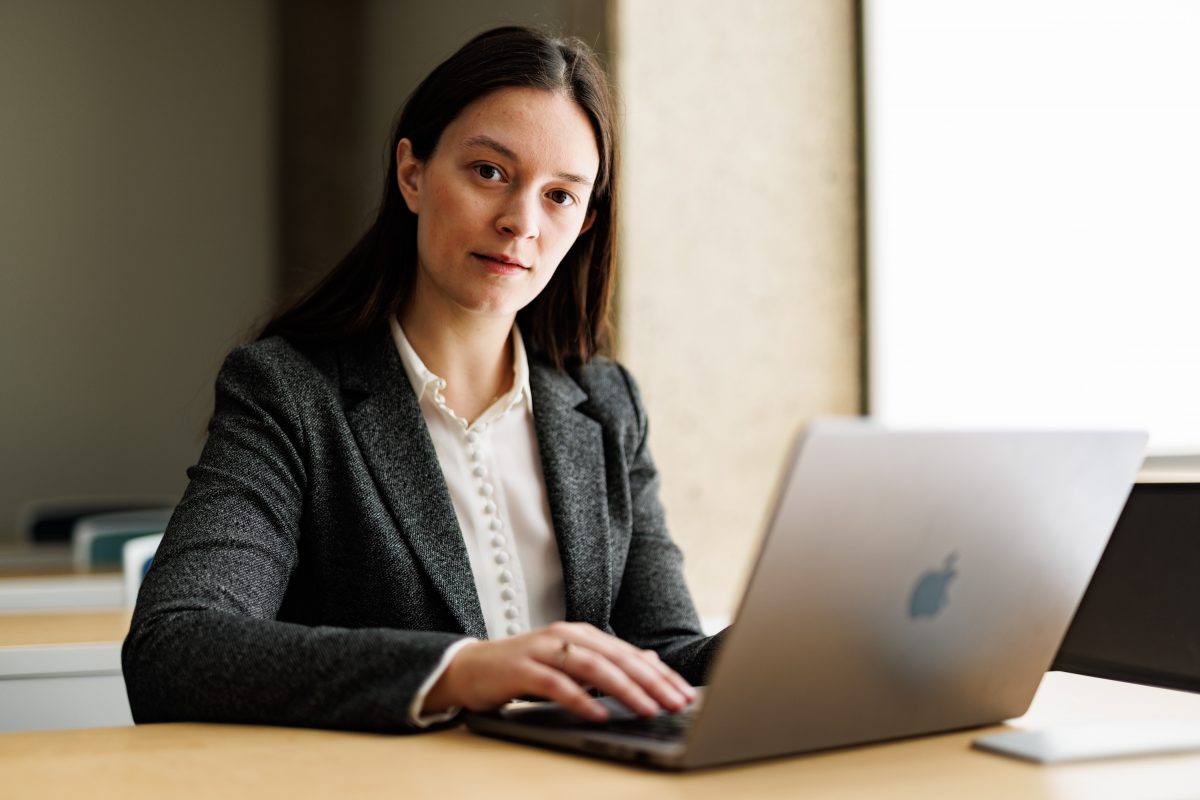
[389,318,566,642]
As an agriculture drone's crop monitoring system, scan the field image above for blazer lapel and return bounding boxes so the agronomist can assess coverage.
[338,332,487,639]
[528,359,613,630]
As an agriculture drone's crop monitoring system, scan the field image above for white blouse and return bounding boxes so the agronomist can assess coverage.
[389,318,567,724]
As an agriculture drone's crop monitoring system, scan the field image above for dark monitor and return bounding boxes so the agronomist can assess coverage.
[1053,482,1200,692]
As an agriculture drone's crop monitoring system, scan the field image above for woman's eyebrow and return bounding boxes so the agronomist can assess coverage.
[463,134,519,162]
[462,134,594,187]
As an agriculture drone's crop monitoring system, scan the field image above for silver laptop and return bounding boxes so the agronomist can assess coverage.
[466,419,1147,769]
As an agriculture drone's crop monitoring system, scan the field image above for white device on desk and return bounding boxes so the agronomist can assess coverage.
[467,419,1147,769]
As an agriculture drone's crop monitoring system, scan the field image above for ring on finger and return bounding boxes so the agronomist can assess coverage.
[556,640,573,668]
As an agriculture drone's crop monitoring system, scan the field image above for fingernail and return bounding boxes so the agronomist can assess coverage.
[588,704,609,722]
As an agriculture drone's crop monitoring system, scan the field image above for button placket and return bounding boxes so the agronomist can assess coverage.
[479,458,523,634]
[429,377,526,637]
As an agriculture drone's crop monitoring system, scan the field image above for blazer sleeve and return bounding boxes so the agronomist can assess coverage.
[606,364,727,686]
[121,344,466,732]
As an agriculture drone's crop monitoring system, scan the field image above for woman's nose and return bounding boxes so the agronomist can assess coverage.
[495,192,539,240]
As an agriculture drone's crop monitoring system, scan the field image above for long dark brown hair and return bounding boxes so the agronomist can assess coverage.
[258,26,618,368]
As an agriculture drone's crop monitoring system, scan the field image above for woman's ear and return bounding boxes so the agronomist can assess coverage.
[579,209,596,236]
[395,138,423,214]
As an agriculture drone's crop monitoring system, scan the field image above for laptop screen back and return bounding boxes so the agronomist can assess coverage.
[1054,482,1200,692]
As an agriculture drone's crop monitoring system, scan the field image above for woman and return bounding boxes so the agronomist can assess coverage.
[123,25,722,732]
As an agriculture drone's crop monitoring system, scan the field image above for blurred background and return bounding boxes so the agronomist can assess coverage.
[1,0,1196,619]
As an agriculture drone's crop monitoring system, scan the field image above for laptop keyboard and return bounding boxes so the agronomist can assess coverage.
[500,698,699,743]
[587,707,696,742]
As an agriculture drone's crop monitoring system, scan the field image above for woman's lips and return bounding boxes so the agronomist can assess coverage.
[473,252,529,275]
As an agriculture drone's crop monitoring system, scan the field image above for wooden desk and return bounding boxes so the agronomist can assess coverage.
[0,609,132,648]
[0,611,132,733]
[0,542,76,576]
[2,673,1199,799]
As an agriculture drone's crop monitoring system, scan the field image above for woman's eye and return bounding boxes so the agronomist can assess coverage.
[548,189,576,207]
[474,164,503,181]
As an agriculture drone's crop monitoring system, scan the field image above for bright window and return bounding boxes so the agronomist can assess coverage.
[864,0,1200,454]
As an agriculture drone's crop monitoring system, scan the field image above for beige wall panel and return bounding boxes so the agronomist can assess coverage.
[615,0,861,616]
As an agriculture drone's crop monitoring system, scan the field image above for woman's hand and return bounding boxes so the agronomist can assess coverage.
[422,621,696,721]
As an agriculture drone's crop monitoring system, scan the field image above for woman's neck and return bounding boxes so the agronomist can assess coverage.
[398,301,515,425]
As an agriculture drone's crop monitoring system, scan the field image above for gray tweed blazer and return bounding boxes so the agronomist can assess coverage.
[122,330,721,732]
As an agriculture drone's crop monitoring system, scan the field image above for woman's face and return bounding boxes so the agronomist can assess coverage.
[396,87,600,325]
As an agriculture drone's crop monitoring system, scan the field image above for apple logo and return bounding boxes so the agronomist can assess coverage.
[909,553,958,619]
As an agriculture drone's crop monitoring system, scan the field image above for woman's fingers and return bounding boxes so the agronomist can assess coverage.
[540,641,660,717]
[572,623,695,708]
[519,660,610,721]
[541,623,694,715]
[434,625,698,720]
[638,647,698,703]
